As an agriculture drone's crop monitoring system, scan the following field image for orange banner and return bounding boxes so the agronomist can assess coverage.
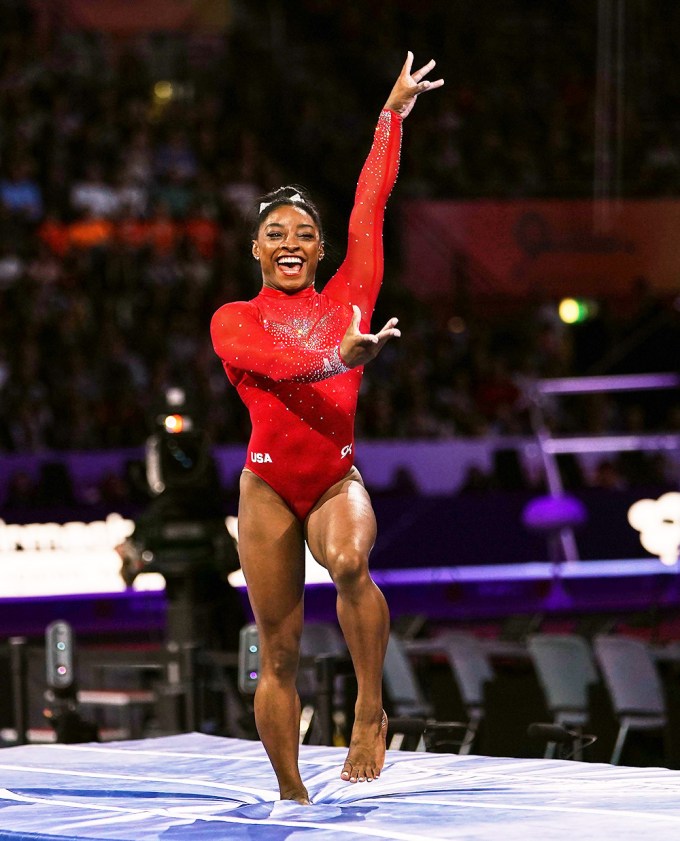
[398,199,680,301]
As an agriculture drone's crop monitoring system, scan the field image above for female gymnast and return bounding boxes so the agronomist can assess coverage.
[211,52,443,804]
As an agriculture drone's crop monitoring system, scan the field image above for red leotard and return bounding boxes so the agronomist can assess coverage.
[210,109,402,520]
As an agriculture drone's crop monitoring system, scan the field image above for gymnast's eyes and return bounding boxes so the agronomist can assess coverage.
[264,230,316,241]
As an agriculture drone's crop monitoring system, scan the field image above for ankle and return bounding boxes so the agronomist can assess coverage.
[353,704,385,726]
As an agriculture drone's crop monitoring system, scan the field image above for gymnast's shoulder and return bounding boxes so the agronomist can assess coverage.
[210,300,259,341]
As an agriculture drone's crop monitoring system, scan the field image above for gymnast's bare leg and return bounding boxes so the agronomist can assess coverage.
[237,469,310,804]
[305,467,389,783]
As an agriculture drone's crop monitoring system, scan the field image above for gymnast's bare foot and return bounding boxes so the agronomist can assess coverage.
[341,710,387,783]
[279,786,311,805]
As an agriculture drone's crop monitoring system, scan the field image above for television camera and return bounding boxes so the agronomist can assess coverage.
[116,389,242,649]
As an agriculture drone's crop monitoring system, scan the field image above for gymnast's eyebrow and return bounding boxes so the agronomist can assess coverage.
[264,221,316,230]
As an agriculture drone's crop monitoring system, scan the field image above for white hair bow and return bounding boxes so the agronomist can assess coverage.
[259,192,303,214]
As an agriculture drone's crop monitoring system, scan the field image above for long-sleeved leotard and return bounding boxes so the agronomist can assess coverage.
[211,109,402,520]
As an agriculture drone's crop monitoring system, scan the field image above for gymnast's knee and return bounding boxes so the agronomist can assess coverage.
[259,637,301,684]
[325,548,370,593]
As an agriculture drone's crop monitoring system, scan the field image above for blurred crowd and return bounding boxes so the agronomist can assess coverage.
[1,0,679,486]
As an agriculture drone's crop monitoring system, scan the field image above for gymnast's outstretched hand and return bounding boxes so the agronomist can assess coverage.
[339,305,400,369]
[384,50,444,119]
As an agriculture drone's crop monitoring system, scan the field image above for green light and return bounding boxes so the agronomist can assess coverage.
[559,297,591,324]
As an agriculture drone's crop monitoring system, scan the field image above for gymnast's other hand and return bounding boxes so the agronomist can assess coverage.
[339,305,400,369]
[384,50,444,119]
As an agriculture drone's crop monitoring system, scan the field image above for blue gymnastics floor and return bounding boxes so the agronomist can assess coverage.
[1,732,680,840]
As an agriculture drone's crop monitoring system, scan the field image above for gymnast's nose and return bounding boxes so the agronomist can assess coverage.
[281,235,299,250]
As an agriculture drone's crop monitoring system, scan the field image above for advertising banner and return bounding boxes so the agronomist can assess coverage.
[399,199,680,301]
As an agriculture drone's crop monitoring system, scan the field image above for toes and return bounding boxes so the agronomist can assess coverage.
[351,764,375,783]
[342,759,365,783]
[341,752,385,782]
[341,762,356,783]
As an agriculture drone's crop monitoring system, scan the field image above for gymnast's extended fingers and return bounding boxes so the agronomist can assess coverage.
[374,317,401,345]
[401,50,414,78]
[412,58,444,92]
[412,58,436,82]
[361,319,400,347]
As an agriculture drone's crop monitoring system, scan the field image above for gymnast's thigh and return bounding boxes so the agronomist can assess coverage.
[238,469,306,629]
[304,468,378,570]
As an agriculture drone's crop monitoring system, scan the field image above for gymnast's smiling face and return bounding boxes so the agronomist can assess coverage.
[252,204,325,294]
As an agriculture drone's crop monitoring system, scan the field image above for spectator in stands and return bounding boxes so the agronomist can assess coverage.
[0,158,43,222]
[70,162,119,219]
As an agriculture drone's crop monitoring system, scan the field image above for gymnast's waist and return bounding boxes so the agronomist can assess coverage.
[244,431,356,472]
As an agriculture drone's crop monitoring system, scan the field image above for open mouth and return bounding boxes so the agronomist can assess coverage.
[277,256,304,277]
